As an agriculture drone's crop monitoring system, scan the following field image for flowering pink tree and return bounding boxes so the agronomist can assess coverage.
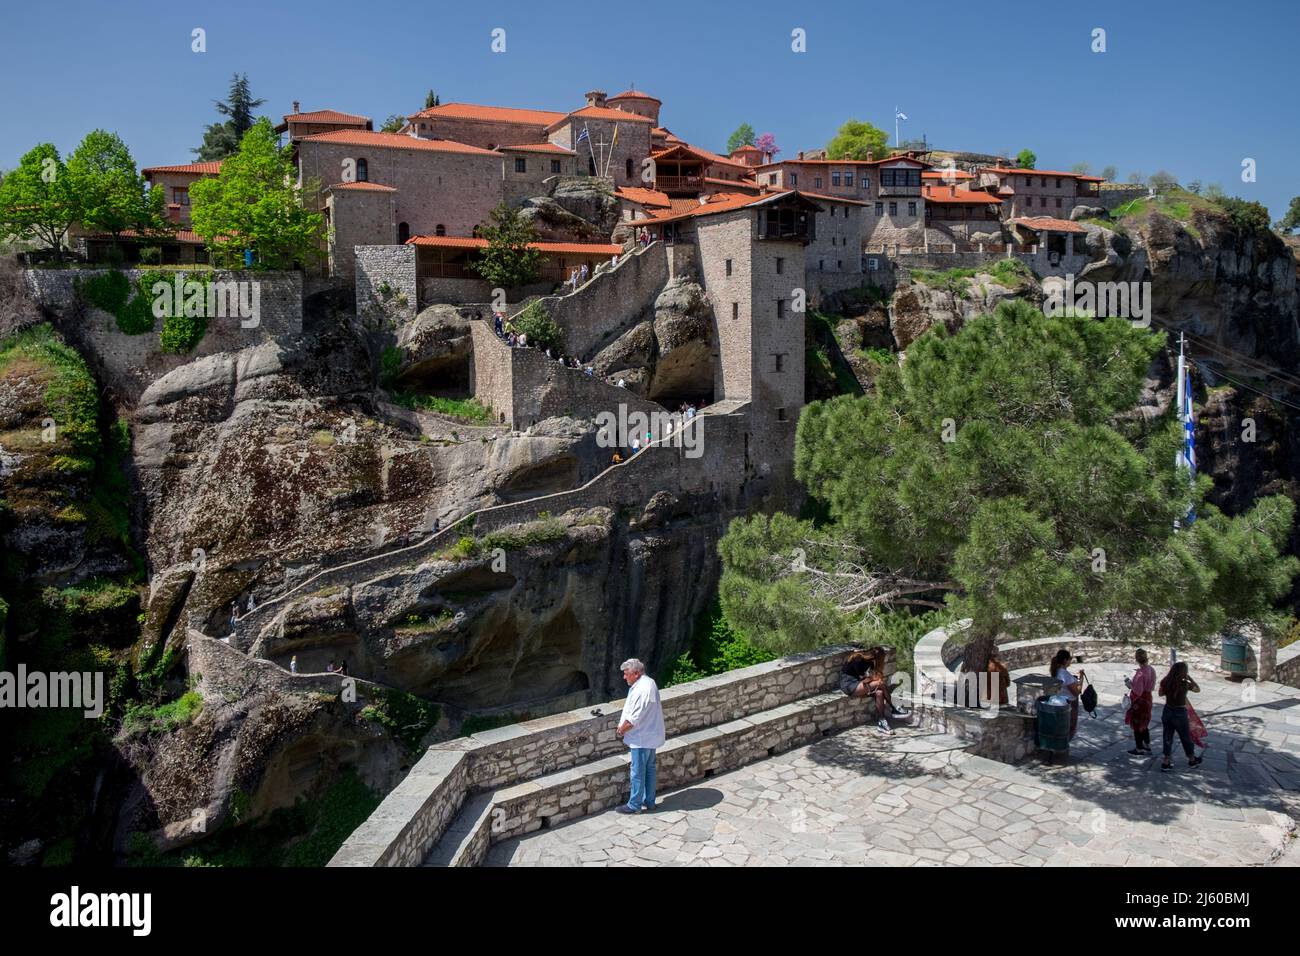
[755,132,780,161]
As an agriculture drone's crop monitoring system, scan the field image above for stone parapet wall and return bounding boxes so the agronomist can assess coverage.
[1097,185,1149,211]
[24,267,302,403]
[526,241,668,359]
[1276,644,1300,688]
[329,645,856,866]
[355,245,416,325]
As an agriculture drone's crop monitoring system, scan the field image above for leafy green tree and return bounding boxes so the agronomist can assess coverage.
[1212,195,1272,232]
[718,300,1298,686]
[66,131,168,253]
[380,114,407,133]
[726,123,756,154]
[511,302,562,352]
[826,120,889,161]
[1016,148,1037,169]
[473,203,541,289]
[195,73,266,161]
[1276,196,1300,233]
[0,144,78,259]
[425,89,440,109]
[189,118,323,269]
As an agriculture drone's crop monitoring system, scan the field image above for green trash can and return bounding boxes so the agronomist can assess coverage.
[1221,635,1249,676]
[1036,696,1070,753]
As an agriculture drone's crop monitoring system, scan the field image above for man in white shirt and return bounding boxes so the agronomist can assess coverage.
[615,658,665,814]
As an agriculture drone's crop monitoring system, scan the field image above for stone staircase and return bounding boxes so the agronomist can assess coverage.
[421,688,881,866]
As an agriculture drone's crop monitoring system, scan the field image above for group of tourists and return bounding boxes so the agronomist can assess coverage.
[565,264,590,292]
[491,310,594,373]
[1050,647,1206,771]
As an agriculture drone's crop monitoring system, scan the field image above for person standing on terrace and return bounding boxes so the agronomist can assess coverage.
[615,658,665,814]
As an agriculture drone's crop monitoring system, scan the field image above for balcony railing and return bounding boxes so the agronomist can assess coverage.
[877,184,922,197]
[656,174,704,192]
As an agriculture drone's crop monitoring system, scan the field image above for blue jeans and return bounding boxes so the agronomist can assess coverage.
[627,747,657,810]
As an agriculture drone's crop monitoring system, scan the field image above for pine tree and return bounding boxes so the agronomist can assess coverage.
[425,89,440,109]
[194,74,266,161]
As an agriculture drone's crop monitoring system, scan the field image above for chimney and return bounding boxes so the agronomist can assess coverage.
[950,184,957,196]
[292,101,300,114]
[585,90,607,109]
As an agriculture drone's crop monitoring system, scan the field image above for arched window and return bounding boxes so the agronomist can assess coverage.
[435,224,446,236]
[397,222,410,244]
[356,158,369,182]
[625,157,633,180]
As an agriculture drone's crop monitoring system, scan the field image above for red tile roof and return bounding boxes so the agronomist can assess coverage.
[298,129,499,155]
[497,142,576,154]
[547,105,656,130]
[627,190,799,227]
[704,176,759,193]
[616,187,672,208]
[409,102,567,125]
[142,161,223,177]
[731,145,763,155]
[284,109,371,124]
[83,229,206,244]
[608,89,662,105]
[798,190,870,207]
[922,169,973,180]
[922,184,1004,204]
[653,127,685,144]
[328,181,398,192]
[980,166,1103,181]
[757,156,922,169]
[406,236,623,256]
[1011,216,1085,233]
[687,144,751,170]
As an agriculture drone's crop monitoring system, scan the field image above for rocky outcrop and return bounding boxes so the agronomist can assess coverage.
[517,177,621,243]
[590,276,714,403]
[393,304,472,390]
[889,273,1025,350]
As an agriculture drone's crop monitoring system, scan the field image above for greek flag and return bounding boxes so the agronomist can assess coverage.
[895,110,908,120]
[1175,336,1197,526]
[576,126,590,145]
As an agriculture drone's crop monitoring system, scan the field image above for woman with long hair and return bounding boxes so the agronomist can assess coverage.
[1158,661,1203,772]
[840,648,906,735]
[1123,648,1157,755]
[1050,648,1084,739]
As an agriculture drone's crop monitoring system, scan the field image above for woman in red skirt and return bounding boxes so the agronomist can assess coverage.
[1123,648,1157,755]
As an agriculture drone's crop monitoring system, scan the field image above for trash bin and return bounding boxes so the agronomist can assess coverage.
[1036,695,1070,753]
[1221,634,1250,676]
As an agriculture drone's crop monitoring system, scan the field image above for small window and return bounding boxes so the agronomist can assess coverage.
[775,257,784,274]
[626,157,633,179]
[908,201,917,216]
[868,257,879,270]
[725,258,732,276]
[819,258,824,270]
[1041,197,1048,207]
[845,172,854,187]
[774,354,784,372]
[776,299,785,318]
[1023,176,1031,187]
[777,407,787,422]
[174,187,189,206]
[435,224,446,236]
[837,259,842,269]
[831,172,841,187]
[815,176,823,189]
[397,221,410,243]
[1055,197,1062,208]
[515,157,527,173]
[790,172,798,187]
[356,158,369,182]
[1055,177,1062,188]
[874,202,883,216]
[732,302,739,320]
[551,159,561,174]
[889,202,897,215]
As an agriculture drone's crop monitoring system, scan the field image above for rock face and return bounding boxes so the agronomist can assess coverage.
[591,277,714,404]
[393,304,472,390]
[517,177,621,243]
[889,273,1025,350]
[252,499,724,711]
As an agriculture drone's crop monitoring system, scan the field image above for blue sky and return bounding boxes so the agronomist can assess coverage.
[2,0,1296,218]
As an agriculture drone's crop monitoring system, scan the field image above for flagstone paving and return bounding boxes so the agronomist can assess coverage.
[485,662,1300,866]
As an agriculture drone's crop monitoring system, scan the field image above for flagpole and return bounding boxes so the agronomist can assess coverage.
[895,106,899,148]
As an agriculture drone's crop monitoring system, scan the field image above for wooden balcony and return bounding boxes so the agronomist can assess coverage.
[656,174,704,193]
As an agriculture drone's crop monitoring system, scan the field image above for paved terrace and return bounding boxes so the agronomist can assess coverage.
[486,661,1300,866]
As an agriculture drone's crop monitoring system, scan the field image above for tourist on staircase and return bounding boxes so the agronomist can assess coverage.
[615,658,665,814]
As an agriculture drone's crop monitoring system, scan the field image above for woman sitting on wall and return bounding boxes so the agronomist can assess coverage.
[839,647,907,735]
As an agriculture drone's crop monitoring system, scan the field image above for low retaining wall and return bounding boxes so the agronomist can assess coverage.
[1275,643,1300,687]
[329,645,856,866]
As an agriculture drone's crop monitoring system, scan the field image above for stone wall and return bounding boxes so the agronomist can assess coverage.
[1097,184,1149,212]
[523,241,668,359]
[697,212,755,404]
[24,268,302,403]
[354,245,417,325]
[329,644,857,866]
[413,115,554,151]
[1275,643,1300,688]
[329,189,397,278]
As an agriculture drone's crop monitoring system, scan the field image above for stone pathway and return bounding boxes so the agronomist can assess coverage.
[485,662,1300,866]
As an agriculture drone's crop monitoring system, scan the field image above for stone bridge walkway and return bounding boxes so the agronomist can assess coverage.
[485,662,1300,866]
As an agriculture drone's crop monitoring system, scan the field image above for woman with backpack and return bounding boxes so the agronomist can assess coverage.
[1123,648,1157,755]
[1050,648,1084,739]
[1158,661,1203,772]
